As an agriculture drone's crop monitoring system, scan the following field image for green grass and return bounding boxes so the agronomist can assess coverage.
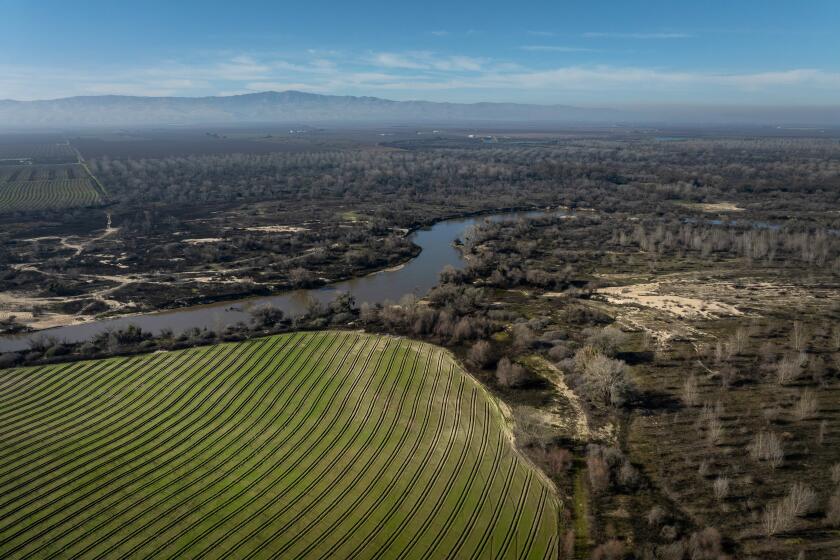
[0,331,560,559]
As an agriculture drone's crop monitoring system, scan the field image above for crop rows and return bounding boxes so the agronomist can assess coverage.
[0,177,102,212]
[0,331,559,559]
[0,143,77,163]
[0,166,83,182]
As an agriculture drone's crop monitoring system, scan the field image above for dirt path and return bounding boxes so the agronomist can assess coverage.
[523,355,590,442]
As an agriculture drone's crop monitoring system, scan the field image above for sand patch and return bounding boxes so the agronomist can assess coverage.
[183,238,222,245]
[542,292,568,299]
[366,263,406,276]
[244,225,308,233]
[597,282,742,320]
[680,201,744,213]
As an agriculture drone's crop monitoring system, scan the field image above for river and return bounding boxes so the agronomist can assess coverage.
[0,209,557,352]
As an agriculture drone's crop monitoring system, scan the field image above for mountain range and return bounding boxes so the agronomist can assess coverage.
[1,91,838,127]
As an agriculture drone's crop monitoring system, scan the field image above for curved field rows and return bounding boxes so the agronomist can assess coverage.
[0,332,560,559]
[0,175,102,213]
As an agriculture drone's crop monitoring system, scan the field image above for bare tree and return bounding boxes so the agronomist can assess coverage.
[584,325,627,357]
[587,453,610,495]
[579,352,632,407]
[681,374,699,407]
[786,482,818,517]
[592,540,624,560]
[793,389,819,420]
[731,326,750,355]
[496,357,527,388]
[761,483,816,536]
[827,491,840,528]
[688,528,722,560]
[791,320,809,352]
[467,339,495,368]
[749,431,784,469]
[830,462,840,485]
[713,476,730,501]
[647,506,666,527]
[776,352,805,385]
[818,420,828,446]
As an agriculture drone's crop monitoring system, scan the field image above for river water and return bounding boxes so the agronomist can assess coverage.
[0,209,556,352]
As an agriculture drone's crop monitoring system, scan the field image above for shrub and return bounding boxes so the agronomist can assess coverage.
[44,344,69,358]
[700,401,725,445]
[575,349,632,407]
[819,420,828,445]
[681,374,699,407]
[713,476,730,501]
[793,389,818,420]
[786,482,817,517]
[762,501,793,536]
[688,527,722,560]
[548,342,575,362]
[618,460,639,489]
[749,431,784,469]
[533,447,572,477]
[731,326,750,355]
[496,357,527,387]
[561,529,575,560]
[592,539,625,560]
[583,325,627,357]
[762,482,817,535]
[587,453,610,495]
[791,320,809,352]
[0,352,20,368]
[512,406,552,449]
[511,323,535,351]
[826,491,840,528]
[467,340,495,368]
[776,352,806,385]
[706,416,724,446]
[647,505,666,527]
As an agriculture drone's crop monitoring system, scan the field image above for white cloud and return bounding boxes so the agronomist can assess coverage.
[520,45,596,52]
[368,52,485,72]
[583,32,692,39]
[214,56,271,80]
[370,53,429,70]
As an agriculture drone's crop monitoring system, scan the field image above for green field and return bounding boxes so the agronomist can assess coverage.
[0,164,102,212]
[0,331,560,559]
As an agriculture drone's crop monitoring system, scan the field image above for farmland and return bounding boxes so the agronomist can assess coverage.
[0,142,77,164]
[0,128,839,557]
[0,331,560,559]
[0,162,104,213]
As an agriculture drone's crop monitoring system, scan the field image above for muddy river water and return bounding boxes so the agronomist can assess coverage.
[0,209,557,352]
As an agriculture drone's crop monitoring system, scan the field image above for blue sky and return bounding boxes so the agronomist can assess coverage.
[1,0,838,105]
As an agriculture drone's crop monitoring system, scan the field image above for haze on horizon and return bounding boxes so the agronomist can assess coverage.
[1,0,839,109]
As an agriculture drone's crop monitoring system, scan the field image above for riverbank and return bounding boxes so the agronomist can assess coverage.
[0,207,558,353]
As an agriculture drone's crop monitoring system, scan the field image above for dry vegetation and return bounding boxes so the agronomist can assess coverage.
[1,130,840,558]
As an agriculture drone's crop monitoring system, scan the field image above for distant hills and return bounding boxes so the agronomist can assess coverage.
[1,91,838,127]
[0,91,619,127]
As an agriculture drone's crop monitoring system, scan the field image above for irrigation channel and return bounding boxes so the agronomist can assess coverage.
[0,209,560,352]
